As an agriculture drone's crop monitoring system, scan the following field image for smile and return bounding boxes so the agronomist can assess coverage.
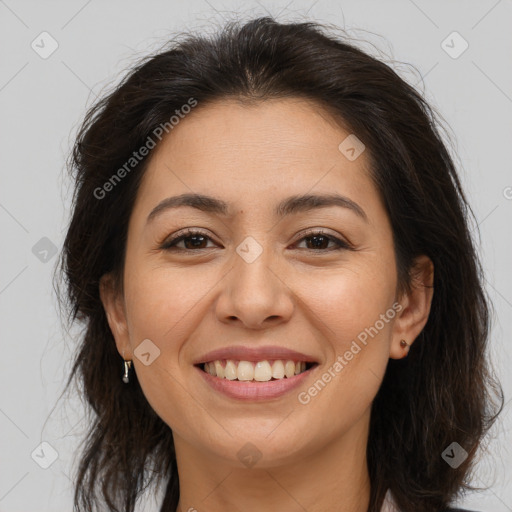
[195,359,319,401]
[199,359,316,381]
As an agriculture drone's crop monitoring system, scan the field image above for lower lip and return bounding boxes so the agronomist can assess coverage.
[196,365,317,401]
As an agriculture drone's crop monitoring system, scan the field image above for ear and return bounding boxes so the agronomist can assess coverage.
[99,273,132,359]
[390,254,434,359]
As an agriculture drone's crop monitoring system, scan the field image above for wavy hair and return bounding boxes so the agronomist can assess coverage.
[57,16,503,512]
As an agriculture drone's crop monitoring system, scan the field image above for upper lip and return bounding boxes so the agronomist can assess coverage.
[193,345,319,365]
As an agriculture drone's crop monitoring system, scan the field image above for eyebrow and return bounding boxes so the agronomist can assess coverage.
[146,192,368,224]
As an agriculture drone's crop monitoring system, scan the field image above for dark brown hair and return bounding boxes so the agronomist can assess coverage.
[57,16,503,512]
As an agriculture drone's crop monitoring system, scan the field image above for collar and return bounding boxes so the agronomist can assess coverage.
[380,490,401,512]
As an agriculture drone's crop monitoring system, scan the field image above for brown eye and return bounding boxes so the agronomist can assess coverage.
[161,230,217,251]
[295,231,352,251]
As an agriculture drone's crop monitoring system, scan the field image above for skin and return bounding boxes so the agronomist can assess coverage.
[100,97,434,512]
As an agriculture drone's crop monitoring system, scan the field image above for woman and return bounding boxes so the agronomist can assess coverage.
[58,16,502,512]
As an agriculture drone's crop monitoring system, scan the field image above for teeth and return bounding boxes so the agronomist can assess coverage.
[202,359,310,381]
[214,361,224,379]
[271,360,285,379]
[224,360,237,380]
[285,360,296,378]
[254,361,272,381]
[237,361,254,381]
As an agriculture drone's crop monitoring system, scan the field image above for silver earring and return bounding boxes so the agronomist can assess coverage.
[122,359,132,384]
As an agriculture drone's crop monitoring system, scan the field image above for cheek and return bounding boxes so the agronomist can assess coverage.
[123,260,215,344]
[292,283,393,437]
[299,258,396,343]
[295,256,397,402]
[120,264,214,431]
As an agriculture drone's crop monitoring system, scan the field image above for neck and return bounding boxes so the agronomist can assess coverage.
[174,410,371,512]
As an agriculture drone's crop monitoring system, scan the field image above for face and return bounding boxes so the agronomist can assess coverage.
[101,97,432,469]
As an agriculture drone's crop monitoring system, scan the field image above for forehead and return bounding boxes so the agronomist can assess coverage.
[132,97,382,222]
[159,97,354,157]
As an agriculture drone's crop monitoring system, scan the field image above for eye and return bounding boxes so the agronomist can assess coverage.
[293,229,352,251]
[160,228,352,252]
[160,229,217,251]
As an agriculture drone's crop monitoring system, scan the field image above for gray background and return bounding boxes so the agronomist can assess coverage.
[0,0,511,510]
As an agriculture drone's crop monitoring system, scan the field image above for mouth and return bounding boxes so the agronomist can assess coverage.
[193,345,320,400]
[195,359,319,382]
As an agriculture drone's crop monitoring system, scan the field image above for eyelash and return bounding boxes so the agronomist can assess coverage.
[159,228,353,252]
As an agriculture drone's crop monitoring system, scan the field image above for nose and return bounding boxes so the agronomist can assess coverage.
[215,239,294,330]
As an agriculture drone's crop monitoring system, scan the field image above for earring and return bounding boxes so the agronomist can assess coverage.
[122,359,132,384]
[400,339,410,358]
